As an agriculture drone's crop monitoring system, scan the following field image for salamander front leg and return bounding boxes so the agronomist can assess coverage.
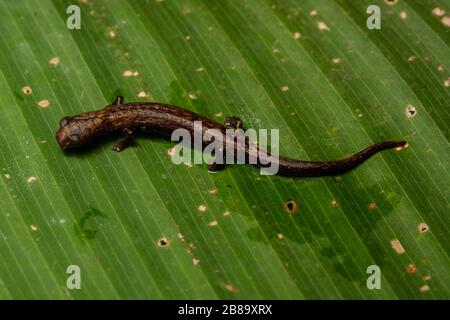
[225,116,244,130]
[207,151,225,172]
[112,128,134,152]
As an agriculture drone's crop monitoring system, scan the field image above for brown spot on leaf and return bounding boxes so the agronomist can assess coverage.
[208,187,218,195]
[283,200,298,214]
[157,237,170,248]
[418,222,429,233]
[405,104,417,118]
[22,86,32,95]
[406,264,416,273]
[224,284,238,293]
[368,202,377,210]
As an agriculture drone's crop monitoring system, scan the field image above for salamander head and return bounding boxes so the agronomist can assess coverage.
[55,113,105,150]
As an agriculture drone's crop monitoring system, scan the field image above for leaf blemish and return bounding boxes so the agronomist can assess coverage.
[390,238,405,254]
[406,264,416,273]
[432,8,445,17]
[418,222,429,233]
[157,237,170,248]
[441,16,450,28]
[224,284,238,293]
[317,21,330,31]
[384,0,398,5]
[368,202,377,209]
[22,86,32,95]
[443,77,450,87]
[420,284,430,292]
[208,220,218,227]
[48,57,60,66]
[208,187,218,195]
[283,200,298,214]
[38,99,50,108]
[405,104,417,118]
[27,176,37,184]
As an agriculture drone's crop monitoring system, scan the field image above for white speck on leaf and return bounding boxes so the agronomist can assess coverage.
[22,86,32,95]
[420,284,430,292]
[441,16,450,27]
[293,32,301,40]
[38,100,50,108]
[48,57,60,65]
[432,8,445,17]
[317,21,330,31]
[208,220,218,227]
[27,176,37,184]
[390,239,405,254]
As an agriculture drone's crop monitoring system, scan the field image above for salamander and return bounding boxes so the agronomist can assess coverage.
[55,96,406,177]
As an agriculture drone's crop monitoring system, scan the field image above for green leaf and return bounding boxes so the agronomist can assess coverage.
[0,0,448,299]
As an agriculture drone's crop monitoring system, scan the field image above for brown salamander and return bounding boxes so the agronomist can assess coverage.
[55,96,406,177]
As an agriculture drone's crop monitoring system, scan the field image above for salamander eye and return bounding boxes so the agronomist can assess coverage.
[60,117,71,127]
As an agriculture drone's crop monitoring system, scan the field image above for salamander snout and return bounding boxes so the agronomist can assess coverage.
[56,115,104,150]
[55,117,82,150]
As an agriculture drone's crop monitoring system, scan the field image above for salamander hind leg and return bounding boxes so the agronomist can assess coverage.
[225,116,244,130]
[112,128,134,152]
[113,96,124,105]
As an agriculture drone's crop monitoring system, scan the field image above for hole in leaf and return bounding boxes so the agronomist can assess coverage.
[157,237,170,248]
[283,200,298,214]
